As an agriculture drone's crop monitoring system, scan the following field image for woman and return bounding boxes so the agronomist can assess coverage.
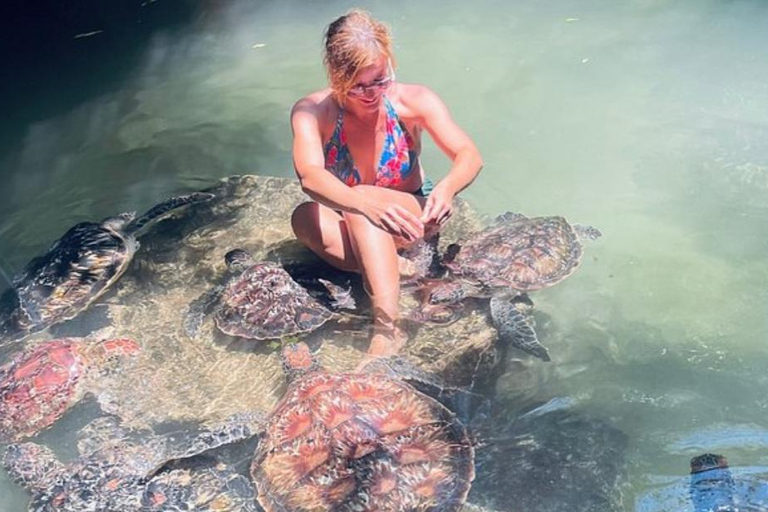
[290,9,482,364]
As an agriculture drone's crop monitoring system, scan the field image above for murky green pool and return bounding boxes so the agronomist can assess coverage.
[1,0,767,510]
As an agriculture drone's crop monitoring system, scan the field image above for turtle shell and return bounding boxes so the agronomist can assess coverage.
[251,371,475,512]
[215,261,333,339]
[142,460,260,511]
[5,222,134,339]
[0,338,138,442]
[445,215,584,293]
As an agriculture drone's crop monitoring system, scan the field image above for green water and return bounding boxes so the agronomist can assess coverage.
[1,0,768,510]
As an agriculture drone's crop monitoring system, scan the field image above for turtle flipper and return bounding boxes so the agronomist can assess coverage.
[317,278,356,311]
[573,224,602,241]
[489,295,551,362]
[125,192,215,236]
[399,234,441,284]
[184,285,225,338]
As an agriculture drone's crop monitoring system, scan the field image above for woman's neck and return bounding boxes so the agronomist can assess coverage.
[344,99,384,127]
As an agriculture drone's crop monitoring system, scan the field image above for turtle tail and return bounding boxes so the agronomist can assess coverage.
[125,192,215,236]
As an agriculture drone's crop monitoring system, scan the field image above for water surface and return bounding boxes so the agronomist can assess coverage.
[2,0,768,510]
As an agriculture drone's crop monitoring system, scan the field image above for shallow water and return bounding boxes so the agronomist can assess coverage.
[1,0,768,510]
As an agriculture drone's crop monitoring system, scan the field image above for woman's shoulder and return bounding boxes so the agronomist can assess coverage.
[291,89,339,125]
[390,83,445,121]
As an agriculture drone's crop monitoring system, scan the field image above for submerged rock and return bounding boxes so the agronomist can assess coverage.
[70,175,502,428]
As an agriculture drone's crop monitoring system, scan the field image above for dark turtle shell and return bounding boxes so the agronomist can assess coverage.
[215,261,334,339]
[0,193,213,343]
[251,368,475,511]
[444,214,587,294]
[3,222,136,341]
[141,460,260,511]
[0,337,139,442]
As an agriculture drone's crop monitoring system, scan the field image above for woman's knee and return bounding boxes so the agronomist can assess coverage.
[291,202,318,243]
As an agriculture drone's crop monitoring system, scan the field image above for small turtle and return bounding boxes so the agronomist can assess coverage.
[3,414,263,511]
[0,192,214,343]
[0,336,140,442]
[184,249,357,340]
[250,342,476,512]
[417,212,601,361]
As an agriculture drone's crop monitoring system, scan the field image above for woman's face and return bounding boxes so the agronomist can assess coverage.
[345,56,393,112]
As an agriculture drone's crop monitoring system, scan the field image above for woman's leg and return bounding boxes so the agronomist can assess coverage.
[343,186,426,359]
[291,201,358,272]
[291,186,426,361]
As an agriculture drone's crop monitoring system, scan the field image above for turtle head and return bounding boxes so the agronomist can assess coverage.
[426,280,469,305]
[3,443,66,494]
[224,249,254,272]
[280,342,320,382]
[102,212,136,231]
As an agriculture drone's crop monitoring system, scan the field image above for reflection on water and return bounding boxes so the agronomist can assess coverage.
[2,0,768,510]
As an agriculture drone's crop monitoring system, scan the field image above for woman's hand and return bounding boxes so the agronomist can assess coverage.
[421,181,456,228]
[360,197,424,242]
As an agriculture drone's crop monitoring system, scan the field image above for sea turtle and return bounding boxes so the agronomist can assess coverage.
[3,414,263,511]
[636,453,768,512]
[184,249,357,340]
[472,397,628,512]
[141,458,260,511]
[416,212,601,361]
[0,192,214,343]
[0,336,140,442]
[250,342,476,512]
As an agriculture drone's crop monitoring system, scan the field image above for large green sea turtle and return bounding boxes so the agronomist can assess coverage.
[417,212,601,361]
[250,342,476,511]
[3,414,262,511]
[0,336,139,442]
[184,249,357,341]
[0,192,214,343]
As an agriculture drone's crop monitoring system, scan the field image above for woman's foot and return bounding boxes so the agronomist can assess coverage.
[355,323,407,371]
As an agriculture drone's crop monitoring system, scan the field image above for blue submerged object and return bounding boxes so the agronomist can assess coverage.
[637,453,768,512]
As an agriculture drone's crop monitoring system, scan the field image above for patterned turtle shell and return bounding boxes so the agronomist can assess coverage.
[214,261,334,339]
[251,346,475,511]
[443,213,599,294]
[0,337,139,442]
[0,193,213,343]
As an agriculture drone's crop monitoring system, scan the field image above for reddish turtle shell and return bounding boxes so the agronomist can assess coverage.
[215,261,333,339]
[251,367,475,511]
[0,337,139,442]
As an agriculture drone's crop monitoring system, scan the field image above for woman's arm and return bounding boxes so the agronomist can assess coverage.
[291,98,423,241]
[410,86,483,225]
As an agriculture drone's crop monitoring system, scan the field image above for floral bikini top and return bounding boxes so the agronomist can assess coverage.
[323,96,419,188]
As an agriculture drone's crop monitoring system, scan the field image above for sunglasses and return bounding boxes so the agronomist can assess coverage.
[348,62,396,98]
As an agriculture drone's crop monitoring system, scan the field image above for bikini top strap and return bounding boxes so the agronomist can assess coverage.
[329,105,345,144]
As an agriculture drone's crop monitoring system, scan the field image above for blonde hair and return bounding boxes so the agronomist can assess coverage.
[323,9,396,103]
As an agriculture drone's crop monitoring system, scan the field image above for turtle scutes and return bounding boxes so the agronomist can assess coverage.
[418,212,601,361]
[250,342,475,512]
[185,249,353,340]
[0,192,214,343]
[0,337,139,442]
